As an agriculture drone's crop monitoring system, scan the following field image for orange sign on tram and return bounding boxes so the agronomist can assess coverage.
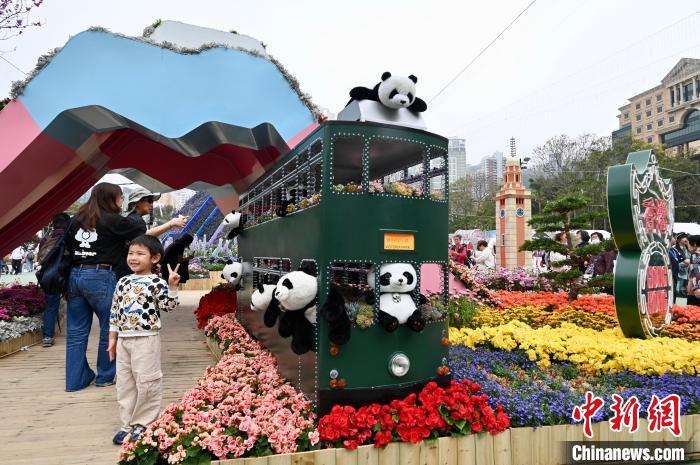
[383,233,415,251]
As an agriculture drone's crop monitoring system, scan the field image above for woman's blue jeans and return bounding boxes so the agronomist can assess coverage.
[66,267,116,391]
[42,292,61,339]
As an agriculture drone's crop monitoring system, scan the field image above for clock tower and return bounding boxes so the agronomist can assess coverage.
[495,157,532,270]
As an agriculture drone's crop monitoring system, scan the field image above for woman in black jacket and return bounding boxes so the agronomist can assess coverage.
[65,183,146,391]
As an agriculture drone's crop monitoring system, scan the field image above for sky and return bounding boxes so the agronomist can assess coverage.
[2,0,700,166]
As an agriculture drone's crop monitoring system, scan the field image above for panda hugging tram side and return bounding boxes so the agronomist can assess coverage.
[220,72,451,413]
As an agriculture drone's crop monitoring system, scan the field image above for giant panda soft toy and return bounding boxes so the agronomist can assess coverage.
[367,263,426,332]
[221,260,243,290]
[251,282,276,312]
[223,211,247,238]
[258,269,318,355]
[347,72,427,113]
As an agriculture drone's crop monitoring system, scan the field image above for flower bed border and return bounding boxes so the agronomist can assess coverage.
[180,271,227,291]
[203,336,700,465]
[1,308,66,359]
[206,334,224,360]
[0,327,42,358]
[208,416,699,465]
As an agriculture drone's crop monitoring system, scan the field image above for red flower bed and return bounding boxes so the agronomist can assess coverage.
[496,291,615,316]
[672,304,700,323]
[318,380,510,450]
[194,285,238,329]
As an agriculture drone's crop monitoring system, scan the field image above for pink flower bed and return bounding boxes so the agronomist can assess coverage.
[118,314,318,464]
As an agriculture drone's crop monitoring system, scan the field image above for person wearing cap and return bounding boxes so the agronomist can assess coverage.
[115,187,188,278]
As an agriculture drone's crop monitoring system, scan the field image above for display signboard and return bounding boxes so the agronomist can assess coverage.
[383,232,415,251]
[607,150,674,338]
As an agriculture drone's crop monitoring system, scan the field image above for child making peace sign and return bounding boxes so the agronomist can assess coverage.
[107,235,180,445]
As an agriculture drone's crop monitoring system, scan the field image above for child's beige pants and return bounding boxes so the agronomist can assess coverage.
[116,334,162,431]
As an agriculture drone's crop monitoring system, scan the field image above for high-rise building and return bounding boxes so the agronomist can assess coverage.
[447,137,467,183]
[480,151,505,190]
[158,189,196,210]
[614,58,700,153]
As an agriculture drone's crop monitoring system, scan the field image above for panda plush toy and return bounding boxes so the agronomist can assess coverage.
[256,268,318,355]
[221,260,243,290]
[347,72,427,113]
[275,188,307,218]
[223,211,247,238]
[367,263,426,332]
[251,282,276,312]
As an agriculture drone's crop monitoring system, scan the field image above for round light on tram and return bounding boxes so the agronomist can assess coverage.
[388,353,410,377]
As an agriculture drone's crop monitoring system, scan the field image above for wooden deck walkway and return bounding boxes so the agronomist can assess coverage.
[0,291,214,465]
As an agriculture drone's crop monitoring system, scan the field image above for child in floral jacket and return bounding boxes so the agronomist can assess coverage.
[107,235,180,445]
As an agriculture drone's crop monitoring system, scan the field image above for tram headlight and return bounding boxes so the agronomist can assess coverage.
[388,352,410,377]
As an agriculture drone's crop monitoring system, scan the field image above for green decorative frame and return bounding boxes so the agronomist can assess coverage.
[607,150,674,338]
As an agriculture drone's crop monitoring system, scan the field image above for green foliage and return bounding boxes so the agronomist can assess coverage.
[202,262,225,271]
[528,134,699,228]
[448,176,496,231]
[542,195,591,214]
[446,296,480,327]
[520,193,607,299]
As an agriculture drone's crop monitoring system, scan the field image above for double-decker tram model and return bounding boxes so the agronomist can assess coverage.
[236,119,449,414]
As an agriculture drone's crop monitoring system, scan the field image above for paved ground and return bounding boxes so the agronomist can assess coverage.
[0,270,38,285]
[0,290,213,465]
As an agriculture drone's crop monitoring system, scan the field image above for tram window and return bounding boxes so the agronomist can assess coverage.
[368,138,424,197]
[332,136,363,189]
[310,139,323,157]
[428,147,448,201]
[419,263,447,321]
[310,160,323,194]
[252,257,292,287]
[300,260,317,276]
[330,262,374,325]
[297,149,309,167]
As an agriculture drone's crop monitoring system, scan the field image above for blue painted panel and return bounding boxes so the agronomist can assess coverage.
[19,31,314,141]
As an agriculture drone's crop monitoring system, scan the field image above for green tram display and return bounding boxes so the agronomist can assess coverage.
[236,120,450,414]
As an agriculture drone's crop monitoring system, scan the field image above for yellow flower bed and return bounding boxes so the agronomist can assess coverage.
[449,321,700,376]
[470,306,618,331]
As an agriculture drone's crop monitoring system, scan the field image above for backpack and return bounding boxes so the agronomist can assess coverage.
[26,249,35,261]
[36,219,74,294]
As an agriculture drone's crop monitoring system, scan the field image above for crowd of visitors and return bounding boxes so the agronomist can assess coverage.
[2,242,39,275]
[449,234,496,270]
[669,232,700,304]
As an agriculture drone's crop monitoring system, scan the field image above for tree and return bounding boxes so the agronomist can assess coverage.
[448,176,497,232]
[531,134,608,177]
[152,204,176,226]
[448,177,472,232]
[528,134,700,230]
[1,0,44,40]
[520,194,610,300]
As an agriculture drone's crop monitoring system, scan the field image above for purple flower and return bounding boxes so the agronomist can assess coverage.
[450,346,700,427]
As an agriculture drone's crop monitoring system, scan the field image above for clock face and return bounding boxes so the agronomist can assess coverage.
[516,207,525,217]
[499,209,506,218]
